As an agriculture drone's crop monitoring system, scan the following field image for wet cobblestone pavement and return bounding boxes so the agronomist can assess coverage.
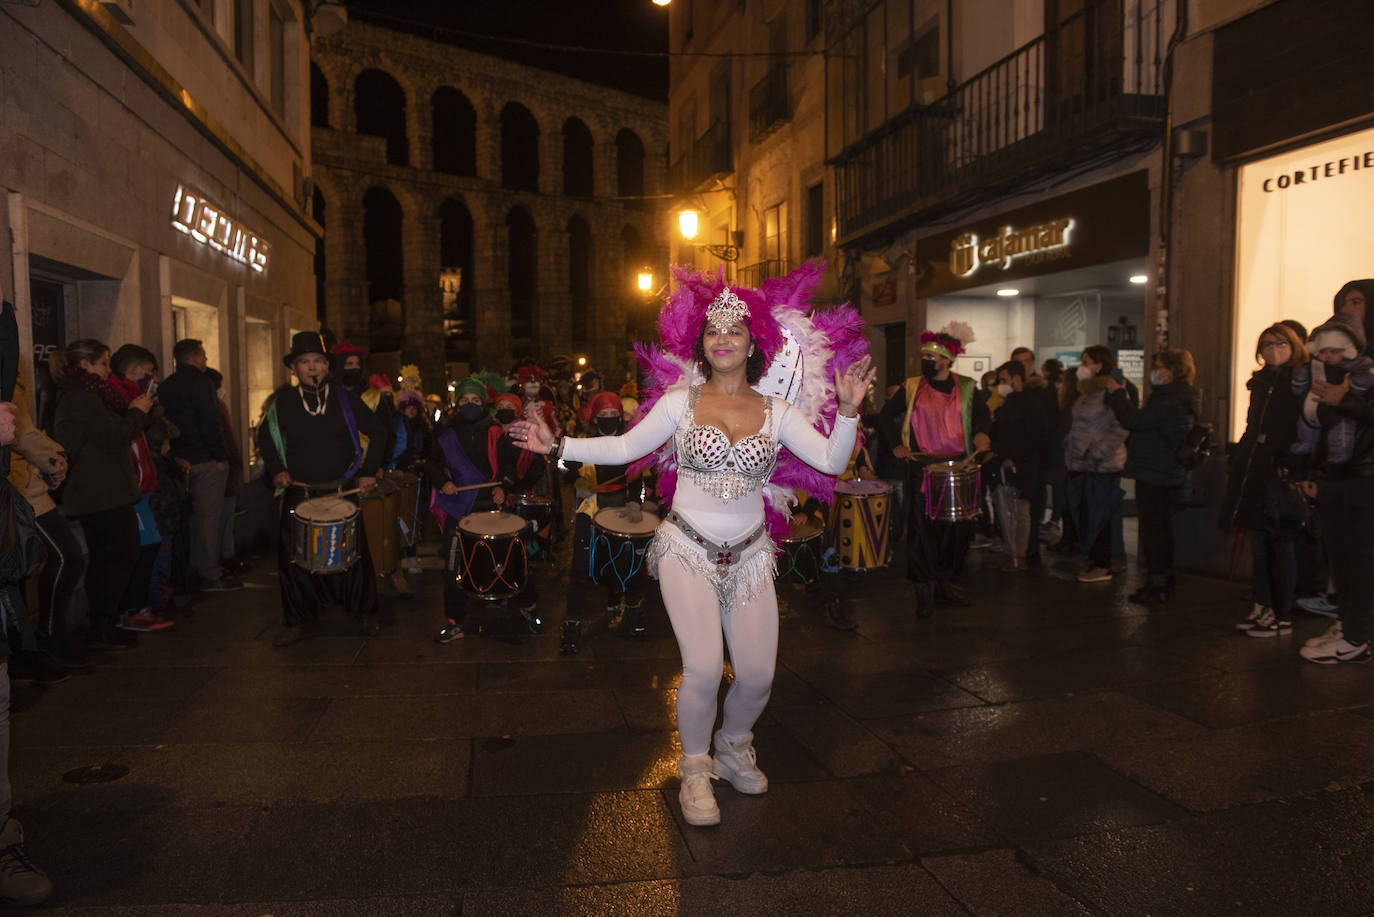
[7,531,1374,916]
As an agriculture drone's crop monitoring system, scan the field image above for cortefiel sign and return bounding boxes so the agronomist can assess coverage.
[171,185,271,274]
[1230,125,1374,438]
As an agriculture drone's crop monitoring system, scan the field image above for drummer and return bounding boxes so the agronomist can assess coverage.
[427,379,543,643]
[880,322,991,618]
[258,331,387,646]
[492,392,552,561]
[391,389,431,577]
[559,390,650,655]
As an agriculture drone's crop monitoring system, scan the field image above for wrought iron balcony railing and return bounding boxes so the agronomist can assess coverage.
[736,259,794,290]
[832,0,1170,245]
[669,120,733,193]
[750,66,791,142]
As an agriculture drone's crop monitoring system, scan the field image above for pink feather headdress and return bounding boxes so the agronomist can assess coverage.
[920,320,974,360]
[630,261,871,542]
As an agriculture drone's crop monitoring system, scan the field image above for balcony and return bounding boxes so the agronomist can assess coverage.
[736,259,793,290]
[831,0,1170,246]
[669,120,733,193]
[750,66,791,142]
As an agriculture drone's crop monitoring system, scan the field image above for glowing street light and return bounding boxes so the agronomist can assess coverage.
[678,209,699,240]
[637,267,655,292]
[652,0,670,6]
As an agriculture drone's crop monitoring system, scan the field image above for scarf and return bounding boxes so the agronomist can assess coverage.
[63,365,129,416]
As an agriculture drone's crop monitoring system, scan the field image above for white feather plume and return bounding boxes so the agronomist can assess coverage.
[941,320,976,347]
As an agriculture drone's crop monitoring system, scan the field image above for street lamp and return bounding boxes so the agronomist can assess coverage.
[637,267,655,292]
[678,209,699,241]
[652,0,671,7]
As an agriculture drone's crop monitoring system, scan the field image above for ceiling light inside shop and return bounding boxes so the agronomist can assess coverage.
[1129,274,1148,284]
[997,289,1019,297]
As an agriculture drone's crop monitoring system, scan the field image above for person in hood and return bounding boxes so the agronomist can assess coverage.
[1106,349,1198,604]
[1334,279,1374,353]
[1292,313,1374,462]
[557,390,647,655]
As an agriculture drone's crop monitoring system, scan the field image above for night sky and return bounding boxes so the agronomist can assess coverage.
[344,0,670,102]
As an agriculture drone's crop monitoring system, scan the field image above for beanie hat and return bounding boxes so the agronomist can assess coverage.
[1309,312,1365,359]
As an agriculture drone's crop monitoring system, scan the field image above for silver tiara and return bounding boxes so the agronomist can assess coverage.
[706,287,748,330]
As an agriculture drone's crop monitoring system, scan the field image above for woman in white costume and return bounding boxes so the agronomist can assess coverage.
[512,268,874,826]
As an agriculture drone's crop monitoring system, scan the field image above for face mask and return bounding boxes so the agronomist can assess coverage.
[457,403,484,422]
[921,358,938,377]
[595,417,622,436]
[495,408,517,425]
[1149,369,1167,386]
[996,383,1013,397]
[340,368,363,387]
[1076,365,1094,381]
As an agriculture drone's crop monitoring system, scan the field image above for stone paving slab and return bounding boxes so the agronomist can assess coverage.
[1095,712,1374,811]
[805,668,988,718]
[945,643,1216,703]
[922,849,1094,916]
[1024,788,1374,917]
[12,697,329,747]
[1124,662,1374,728]
[868,691,1210,769]
[771,703,902,777]
[925,750,1188,843]
[306,689,626,742]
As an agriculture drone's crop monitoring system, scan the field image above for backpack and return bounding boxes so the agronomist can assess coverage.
[1175,422,1216,469]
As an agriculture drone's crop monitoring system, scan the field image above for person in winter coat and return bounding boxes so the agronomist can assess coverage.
[1064,345,1128,583]
[49,340,156,650]
[1107,349,1198,603]
[5,365,87,678]
[1220,323,1307,635]
[990,360,1051,572]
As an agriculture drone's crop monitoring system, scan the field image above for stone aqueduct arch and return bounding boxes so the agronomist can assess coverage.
[310,43,668,380]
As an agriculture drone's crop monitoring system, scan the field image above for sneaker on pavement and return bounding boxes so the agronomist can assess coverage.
[712,729,768,795]
[1296,593,1341,617]
[518,603,544,635]
[86,625,137,650]
[1299,634,1371,665]
[1236,604,1267,631]
[0,819,51,906]
[677,755,720,826]
[404,556,423,575]
[201,577,243,593]
[435,620,465,644]
[1245,608,1292,638]
[1305,623,1343,647]
[1077,566,1113,583]
[119,608,175,633]
[8,655,69,687]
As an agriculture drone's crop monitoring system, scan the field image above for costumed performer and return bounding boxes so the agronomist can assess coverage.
[558,389,650,656]
[258,332,386,646]
[512,262,874,828]
[427,378,542,644]
[392,389,432,575]
[880,322,991,618]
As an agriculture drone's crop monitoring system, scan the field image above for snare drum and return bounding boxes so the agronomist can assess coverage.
[776,516,825,586]
[455,511,529,600]
[515,494,553,536]
[291,496,360,573]
[361,477,400,574]
[923,461,981,522]
[590,504,661,593]
[830,479,891,570]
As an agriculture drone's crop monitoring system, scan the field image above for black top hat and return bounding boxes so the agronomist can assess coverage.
[283,331,328,368]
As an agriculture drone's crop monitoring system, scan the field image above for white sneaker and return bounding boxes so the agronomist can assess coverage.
[1296,594,1341,618]
[405,556,423,574]
[1236,604,1267,631]
[712,729,768,795]
[1299,634,1371,665]
[677,755,720,826]
[1305,623,1343,647]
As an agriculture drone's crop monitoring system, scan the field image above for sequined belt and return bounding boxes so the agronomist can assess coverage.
[664,510,767,574]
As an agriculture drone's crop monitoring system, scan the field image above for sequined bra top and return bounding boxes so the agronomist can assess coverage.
[676,386,777,502]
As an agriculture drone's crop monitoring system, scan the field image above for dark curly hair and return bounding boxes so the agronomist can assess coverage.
[695,324,767,384]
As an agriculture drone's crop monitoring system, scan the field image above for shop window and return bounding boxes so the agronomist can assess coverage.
[245,319,275,430]
[439,198,475,353]
[568,216,592,344]
[355,69,409,166]
[805,182,824,257]
[501,102,540,192]
[562,118,594,198]
[310,62,329,128]
[312,188,326,325]
[363,185,404,325]
[507,207,537,339]
[763,201,788,263]
[616,129,646,209]
[432,87,477,176]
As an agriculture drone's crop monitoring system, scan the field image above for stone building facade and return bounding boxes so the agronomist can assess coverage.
[310,20,670,387]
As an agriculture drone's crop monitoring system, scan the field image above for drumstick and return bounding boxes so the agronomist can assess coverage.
[452,481,501,493]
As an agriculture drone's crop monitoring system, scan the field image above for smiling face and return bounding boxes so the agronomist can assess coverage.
[701,322,753,375]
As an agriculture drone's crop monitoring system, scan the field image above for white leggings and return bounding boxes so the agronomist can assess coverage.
[658,554,779,757]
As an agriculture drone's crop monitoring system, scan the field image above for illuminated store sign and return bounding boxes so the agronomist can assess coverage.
[171,185,270,273]
[949,218,1073,276]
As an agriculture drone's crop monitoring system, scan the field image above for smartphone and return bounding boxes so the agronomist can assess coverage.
[1109,368,1125,384]
[146,379,158,397]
